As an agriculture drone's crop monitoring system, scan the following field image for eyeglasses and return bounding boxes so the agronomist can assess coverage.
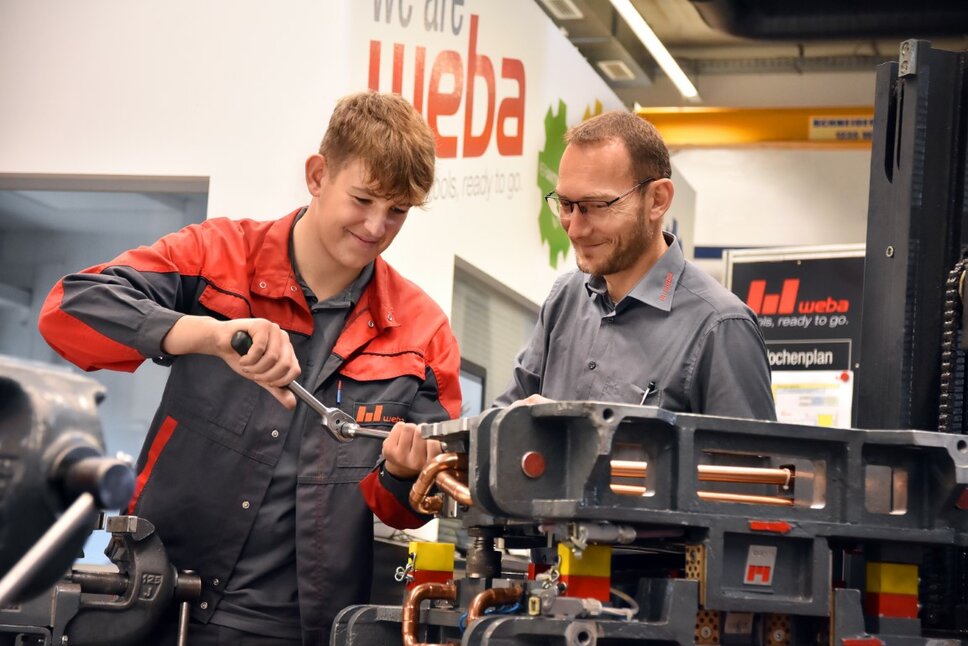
[545,178,658,222]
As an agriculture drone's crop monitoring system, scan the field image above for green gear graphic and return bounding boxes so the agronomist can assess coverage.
[536,100,570,269]
[536,99,604,269]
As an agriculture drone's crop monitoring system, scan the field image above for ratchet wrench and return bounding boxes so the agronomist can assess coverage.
[230,330,389,442]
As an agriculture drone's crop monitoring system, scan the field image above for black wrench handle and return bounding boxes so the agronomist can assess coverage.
[229,331,387,441]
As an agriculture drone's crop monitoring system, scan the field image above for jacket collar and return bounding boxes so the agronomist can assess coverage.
[249,208,401,349]
[250,208,306,307]
[346,256,400,333]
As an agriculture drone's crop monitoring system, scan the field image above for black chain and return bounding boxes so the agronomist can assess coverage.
[938,258,968,434]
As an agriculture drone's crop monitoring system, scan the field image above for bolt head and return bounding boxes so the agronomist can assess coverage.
[521,451,546,478]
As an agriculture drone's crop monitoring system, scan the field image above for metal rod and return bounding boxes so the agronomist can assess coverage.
[69,570,128,595]
[697,491,796,506]
[0,493,97,608]
[610,484,794,506]
[177,600,191,646]
[288,381,335,423]
[699,465,793,486]
[346,425,391,440]
[610,484,651,496]
[610,460,792,486]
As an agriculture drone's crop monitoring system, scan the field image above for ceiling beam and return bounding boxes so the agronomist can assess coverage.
[638,105,875,148]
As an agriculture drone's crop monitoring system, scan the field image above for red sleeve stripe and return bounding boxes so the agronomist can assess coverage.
[358,471,426,530]
[127,416,178,513]
[38,282,145,372]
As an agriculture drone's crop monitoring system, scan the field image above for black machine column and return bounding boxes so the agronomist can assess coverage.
[856,40,968,432]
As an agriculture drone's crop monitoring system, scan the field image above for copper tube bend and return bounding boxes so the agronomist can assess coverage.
[401,580,457,646]
[435,469,472,507]
[467,584,524,625]
[409,452,467,514]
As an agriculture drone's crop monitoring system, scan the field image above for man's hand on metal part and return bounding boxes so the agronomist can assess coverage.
[382,422,442,479]
[508,393,554,409]
[161,315,300,409]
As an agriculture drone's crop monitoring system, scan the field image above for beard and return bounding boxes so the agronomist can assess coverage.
[575,211,653,278]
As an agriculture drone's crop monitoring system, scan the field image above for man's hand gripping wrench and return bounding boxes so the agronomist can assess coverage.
[230,331,390,442]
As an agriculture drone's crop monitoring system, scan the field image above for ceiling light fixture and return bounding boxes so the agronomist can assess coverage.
[607,0,700,101]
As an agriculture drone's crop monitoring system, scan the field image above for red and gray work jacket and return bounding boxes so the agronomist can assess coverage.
[38,209,462,641]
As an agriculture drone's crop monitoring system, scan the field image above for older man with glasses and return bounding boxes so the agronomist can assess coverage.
[494,110,776,421]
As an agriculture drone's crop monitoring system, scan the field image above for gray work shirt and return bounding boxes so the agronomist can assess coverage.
[494,233,776,420]
[209,233,375,638]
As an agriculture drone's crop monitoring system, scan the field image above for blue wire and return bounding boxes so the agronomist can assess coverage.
[487,602,523,615]
[458,602,523,635]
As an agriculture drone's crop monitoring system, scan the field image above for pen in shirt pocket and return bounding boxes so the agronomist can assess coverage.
[640,381,657,405]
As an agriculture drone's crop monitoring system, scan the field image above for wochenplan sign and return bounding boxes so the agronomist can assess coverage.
[726,246,865,372]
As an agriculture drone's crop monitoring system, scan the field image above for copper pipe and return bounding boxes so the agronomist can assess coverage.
[610,484,794,507]
[610,483,652,496]
[610,460,792,486]
[435,469,472,507]
[697,491,795,506]
[610,460,650,479]
[467,584,524,625]
[409,453,467,514]
[699,465,792,486]
[402,580,457,646]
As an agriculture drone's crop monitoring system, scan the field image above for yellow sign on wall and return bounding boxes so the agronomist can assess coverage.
[808,116,874,142]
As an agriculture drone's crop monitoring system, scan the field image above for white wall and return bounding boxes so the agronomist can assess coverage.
[676,147,871,247]
[634,68,877,279]
[1,1,875,310]
[0,0,629,319]
[0,1,346,216]
[0,0,883,360]
[675,146,872,280]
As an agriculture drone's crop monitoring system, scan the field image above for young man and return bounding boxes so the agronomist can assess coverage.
[38,92,459,645]
[495,110,776,420]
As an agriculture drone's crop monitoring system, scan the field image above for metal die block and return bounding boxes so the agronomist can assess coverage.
[860,445,925,529]
[688,429,838,520]
[703,529,831,616]
[483,403,678,519]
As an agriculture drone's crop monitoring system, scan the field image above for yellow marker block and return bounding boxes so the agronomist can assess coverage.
[817,414,835,427]
[409,541,455,573]
[866,562,919,595]
[557,543,611,577]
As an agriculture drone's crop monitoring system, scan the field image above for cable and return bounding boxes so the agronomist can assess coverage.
[608,587,640,620]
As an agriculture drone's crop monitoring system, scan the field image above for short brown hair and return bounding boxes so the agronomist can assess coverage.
[565,111,671,181]
[319,92,437,206]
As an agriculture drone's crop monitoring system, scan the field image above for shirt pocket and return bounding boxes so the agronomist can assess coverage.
[334,352,426,469]
[603,378,661,407]
[166,355,260,436]
[338,350,426,382]
[197,284,251,320]
[333,398,410,469]
[334,439,383,472]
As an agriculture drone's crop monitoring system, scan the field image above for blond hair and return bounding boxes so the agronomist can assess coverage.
[320,92,436,206]
[565,111,671,181]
